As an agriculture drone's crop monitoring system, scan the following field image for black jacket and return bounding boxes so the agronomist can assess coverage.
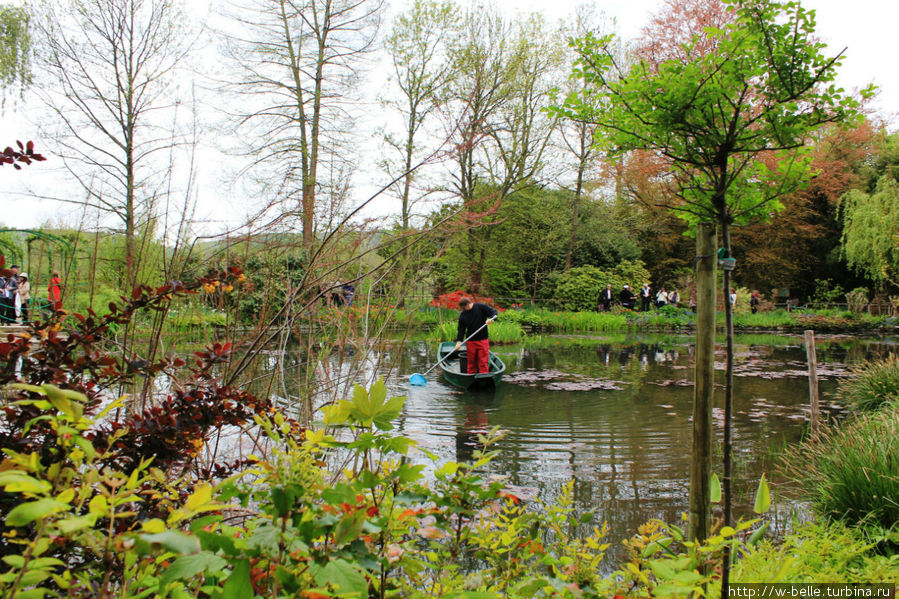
[457,302,498,342]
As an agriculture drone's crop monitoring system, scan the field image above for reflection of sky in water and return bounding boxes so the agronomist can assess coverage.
[388,333,897,566]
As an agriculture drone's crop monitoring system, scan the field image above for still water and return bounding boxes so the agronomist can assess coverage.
[389,332,896,559]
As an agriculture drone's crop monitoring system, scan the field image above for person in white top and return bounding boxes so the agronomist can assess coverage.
[656,288,668,307]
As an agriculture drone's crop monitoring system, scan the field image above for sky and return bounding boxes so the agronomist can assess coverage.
[2,0,898,231]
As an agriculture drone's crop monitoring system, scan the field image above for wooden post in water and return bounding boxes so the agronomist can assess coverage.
[804,329,820,435]
[690,222,717,543]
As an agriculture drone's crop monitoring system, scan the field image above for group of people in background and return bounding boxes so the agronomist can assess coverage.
[0,265,29,323]
[0,268,62,324]
[599,283,682,312]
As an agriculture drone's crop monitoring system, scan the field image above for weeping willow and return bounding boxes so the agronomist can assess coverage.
[0,6,31,97]
[841,175,899,288]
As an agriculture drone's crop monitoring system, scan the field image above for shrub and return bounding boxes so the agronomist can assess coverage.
[552,266,606,311]
[0,381,615,598]
[429,290,503,311]
[846,287,869,313]
[732,520,898,584]
[782,409,899,530]
[836,355,899,412]
[551,261,651,312]
[812,279,846,305]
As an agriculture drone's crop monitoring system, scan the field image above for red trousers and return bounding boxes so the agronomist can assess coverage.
[466,339,490,374]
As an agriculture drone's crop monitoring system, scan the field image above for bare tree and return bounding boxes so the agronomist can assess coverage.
[33,0,192,287]
[223,0,384,253]
[381,0,458,230]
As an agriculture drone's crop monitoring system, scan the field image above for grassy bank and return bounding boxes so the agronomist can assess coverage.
[415,305,897,339]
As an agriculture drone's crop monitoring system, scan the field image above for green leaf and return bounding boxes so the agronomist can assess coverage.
[6,498,69,527]
[322,400,352,426]
[753,473,771,514]
[351,384,374,424]
[332,511,366,547]
[222,559,253,599]
[373,395,405,431]
[710,473,721,503]
[140,531,201,555]
[369,379,387,405]
[648,559,676,581]
[747,521,770,546]
[313,559,367,598]
[672,571,703,585]
[10,588,49,599]
[159,552,228,589]
[56,514,99,534]
[273,566,300,594]
[0,472,52,495]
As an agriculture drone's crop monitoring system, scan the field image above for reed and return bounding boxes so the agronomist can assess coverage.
[782,409,899,530]
[836,354,899,413]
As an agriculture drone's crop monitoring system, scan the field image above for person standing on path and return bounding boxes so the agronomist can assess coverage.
[656,287,668,308]
[455,296,497,374]
[640,283,652,311]
[750,291,760,314]
[599,284,614,312]
[16,273,30,322]
[1,265,20,323]
[619,285,636,310]
[48,271,63,311]
[668,288,680,307]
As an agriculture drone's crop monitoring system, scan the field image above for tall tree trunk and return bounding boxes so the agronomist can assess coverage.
[690,221,716,543]
[564,125,587,271]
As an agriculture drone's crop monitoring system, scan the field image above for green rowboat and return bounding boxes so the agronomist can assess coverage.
[437,341,506,390]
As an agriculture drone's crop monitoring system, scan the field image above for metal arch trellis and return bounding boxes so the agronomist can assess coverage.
[0,229,77,277]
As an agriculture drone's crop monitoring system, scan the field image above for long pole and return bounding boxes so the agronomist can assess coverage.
[690,222,717,543]
[805,330,820,435]
[721,222,735,594]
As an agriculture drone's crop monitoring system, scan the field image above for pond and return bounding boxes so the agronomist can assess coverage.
[389,332,897,564]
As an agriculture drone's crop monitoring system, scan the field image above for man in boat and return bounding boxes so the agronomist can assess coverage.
[454,297,497,374]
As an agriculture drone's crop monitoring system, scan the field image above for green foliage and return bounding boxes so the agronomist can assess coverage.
[501,308,630,332]
[552,266,605,311]
[0,379,617,598]
[812,279,846,304]
[614,518,766,597]
[732,520,899,584]
[235,247,306,324]
[783,409,899,530]
[0,5,31,96]
[841,174,899,287]
[551,261,649,311]
[837,355,899,413]
[561,0,866,229]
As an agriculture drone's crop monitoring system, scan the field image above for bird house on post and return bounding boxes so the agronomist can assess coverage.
[717,248,736,271]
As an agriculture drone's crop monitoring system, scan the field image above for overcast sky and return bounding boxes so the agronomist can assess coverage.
[3,0,897,230]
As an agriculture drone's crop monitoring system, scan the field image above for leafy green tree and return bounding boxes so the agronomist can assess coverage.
[560,0,865,557]
[443,7,562,292]
[841,174,899,288]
